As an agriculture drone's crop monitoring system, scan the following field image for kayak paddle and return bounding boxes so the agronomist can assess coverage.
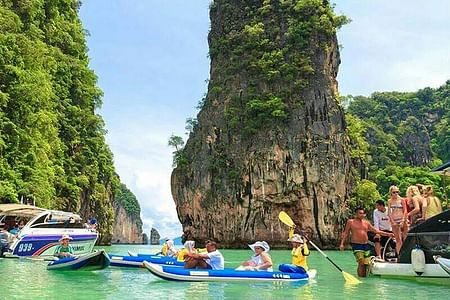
[278,211,361,284]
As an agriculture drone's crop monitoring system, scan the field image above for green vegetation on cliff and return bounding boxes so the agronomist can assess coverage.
[345,81,450,210]
[0,0,119,241]
[115,183,142,230]
[208,0,349,136]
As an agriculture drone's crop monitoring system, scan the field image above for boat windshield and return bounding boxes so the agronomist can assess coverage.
[28,211,84,229]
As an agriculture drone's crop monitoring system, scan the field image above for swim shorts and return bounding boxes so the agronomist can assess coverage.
[351,243,371,265]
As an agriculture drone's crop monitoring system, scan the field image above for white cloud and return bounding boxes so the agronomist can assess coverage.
[105,114,186,239]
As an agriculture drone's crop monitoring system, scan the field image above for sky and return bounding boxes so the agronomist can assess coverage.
[79,0,450,239]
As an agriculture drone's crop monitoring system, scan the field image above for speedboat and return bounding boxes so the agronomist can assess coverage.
[109,253,183,268]
[144,261,317,282]
[47,250,110,271]
[435,256,450,275]
[370,210,450,278]
[0,204,98,258]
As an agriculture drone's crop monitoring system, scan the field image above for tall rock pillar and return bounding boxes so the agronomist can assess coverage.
[171,0,352,248]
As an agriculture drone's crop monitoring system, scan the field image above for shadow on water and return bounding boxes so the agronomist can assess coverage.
[148,279,315,300]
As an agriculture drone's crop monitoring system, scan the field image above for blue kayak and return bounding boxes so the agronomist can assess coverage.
[144,261,316,282]
[47,250,110,271]
[109,254,183,268]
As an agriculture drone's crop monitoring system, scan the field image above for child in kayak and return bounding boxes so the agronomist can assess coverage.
[278,234,309,273]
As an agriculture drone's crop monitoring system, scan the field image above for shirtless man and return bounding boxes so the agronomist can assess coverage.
[340,207,394,277]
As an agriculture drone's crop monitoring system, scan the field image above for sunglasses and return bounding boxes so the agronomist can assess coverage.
[392,191,399,194]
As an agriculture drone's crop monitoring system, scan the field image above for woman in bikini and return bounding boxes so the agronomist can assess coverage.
[406,185,427,226]
[388,185,407,255]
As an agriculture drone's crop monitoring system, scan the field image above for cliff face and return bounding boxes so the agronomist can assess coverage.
[112,201,143,244]
[171,0,352,248]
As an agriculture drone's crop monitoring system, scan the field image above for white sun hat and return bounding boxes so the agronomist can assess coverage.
[288,234,305,244]
[184,240,195,251]
[59,234,73,242]
[248,241,270,252]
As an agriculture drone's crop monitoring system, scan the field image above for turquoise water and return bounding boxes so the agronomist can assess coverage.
[1,245,448,299]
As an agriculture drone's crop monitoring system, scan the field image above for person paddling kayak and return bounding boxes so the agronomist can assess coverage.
[278,234,310,273]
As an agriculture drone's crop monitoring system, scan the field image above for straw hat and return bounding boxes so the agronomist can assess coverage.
[59,234,73,241]
[288,234,305,244]
[249,241,270,252]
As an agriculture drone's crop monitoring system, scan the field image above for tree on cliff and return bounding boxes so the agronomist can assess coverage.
[0,0,118,242]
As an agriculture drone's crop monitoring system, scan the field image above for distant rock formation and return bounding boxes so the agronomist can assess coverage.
[112,201,143,244]
[150,228,161,245]
[171,1,352,248]
[142,233,149,244]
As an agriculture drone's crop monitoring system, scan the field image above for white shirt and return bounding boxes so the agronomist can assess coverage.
[250,254,273,271]
[373,208,392,231]
[205,250,224,270]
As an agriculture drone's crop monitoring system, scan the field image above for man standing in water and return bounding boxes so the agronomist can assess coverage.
[340,207,394,277]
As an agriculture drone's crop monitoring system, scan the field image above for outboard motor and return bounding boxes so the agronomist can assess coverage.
[411,245,426,275]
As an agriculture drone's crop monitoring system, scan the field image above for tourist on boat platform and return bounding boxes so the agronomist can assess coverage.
[184,240,224,270]
[340,207,394,277]
[54,234,75,259]
[369,200,392,258]
[278,234,309,273]
[388,185,407,254]
[238,241,273,271]
[405,185,427,227]
[423,185,443,219]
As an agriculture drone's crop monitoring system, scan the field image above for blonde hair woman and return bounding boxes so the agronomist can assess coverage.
[388,185,407,255]
[406,185,427,225]
[424,185,442,219]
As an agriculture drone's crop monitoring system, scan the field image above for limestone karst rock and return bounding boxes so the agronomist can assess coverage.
[171,0,353,248]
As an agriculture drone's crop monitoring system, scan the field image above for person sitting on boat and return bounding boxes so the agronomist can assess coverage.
[156,238,169,255]
[165,239,177,256]
[239,241,273,271]
[0,223,11,257]
[423,185,443,220]
[340,207,394,277]
[369,200,392,258]
[184,240,224,270]
[54,234,75,259]
[9,222,20,235]
[45,214,57,224]
[278,234,309,273]
[18,220,25,231]
[176,240,196,262]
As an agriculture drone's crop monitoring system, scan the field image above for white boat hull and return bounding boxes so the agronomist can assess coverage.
[371,261,450,278]
[9,228,97,257]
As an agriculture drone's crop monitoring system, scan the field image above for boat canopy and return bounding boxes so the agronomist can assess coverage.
[432,161,450,176]
[0,204,46,218]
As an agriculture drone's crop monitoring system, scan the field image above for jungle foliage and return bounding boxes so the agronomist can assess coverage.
[208,0,349,136]
[0,0,137,239]
[345,81,450,211]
